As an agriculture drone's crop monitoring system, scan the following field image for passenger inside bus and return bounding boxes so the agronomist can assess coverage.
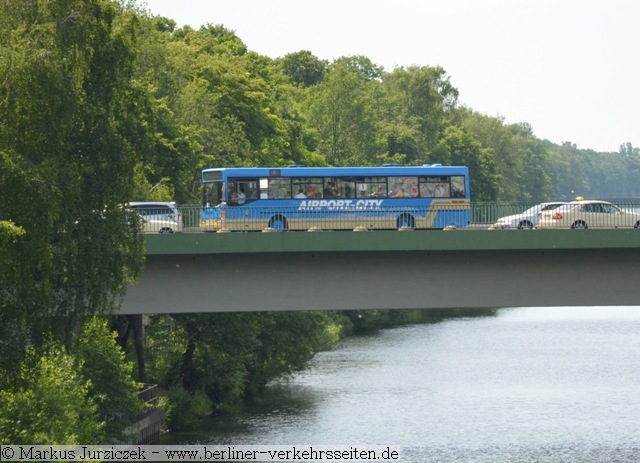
[389,183,405,198]
[236,187,246,204]
[410,182,419,197]
[305,183,318,198]
[324,182,338,197]
[434,184,447,197]
[451,186,465,197]
[228,186,245,205]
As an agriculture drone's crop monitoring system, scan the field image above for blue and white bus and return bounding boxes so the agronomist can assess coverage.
[200,164,470,231]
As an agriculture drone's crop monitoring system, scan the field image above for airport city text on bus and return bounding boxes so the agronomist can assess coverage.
[200,164,470,231]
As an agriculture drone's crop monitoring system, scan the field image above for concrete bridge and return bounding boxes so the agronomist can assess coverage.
[119,229,640,315]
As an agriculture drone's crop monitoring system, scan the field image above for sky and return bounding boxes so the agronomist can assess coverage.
[142,0,639,153]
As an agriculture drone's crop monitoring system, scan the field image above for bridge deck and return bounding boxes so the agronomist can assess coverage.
[144,228,640,255]
[120,230,640,315]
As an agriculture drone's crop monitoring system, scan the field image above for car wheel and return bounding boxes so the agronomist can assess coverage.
[571,221,587,229]
[518,220,533,229]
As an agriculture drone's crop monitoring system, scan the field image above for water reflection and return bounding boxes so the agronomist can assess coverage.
[168,307,640,462]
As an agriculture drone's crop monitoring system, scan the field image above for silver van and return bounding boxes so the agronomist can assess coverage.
[128,202,183,233]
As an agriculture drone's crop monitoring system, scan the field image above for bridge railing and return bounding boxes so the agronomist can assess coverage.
[122,383,164,445]
[141,201,640,233]
[179,203,202,230]
[470,202,535,225]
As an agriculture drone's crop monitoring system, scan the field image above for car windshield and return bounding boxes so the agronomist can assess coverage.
[521,205,542,215]
[520,203,564,215]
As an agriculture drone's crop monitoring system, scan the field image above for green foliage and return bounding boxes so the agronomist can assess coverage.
[383,65,459,156]
[0,0,145,372]
[277,50,328,87]
[133,22,291,175]
[74,317,144,440]
[161,386,212,432]
[243,311,344,396]
[0,220,28,375]
[304,58,383,165]
[0,220,25,244]
[145,311,345,419]
[436,126,499,201]
[545,142,640,199]
[0,317,147,444]
[0,345,105,444]
[455,108,551,201]
[333,55,385,81]
[619,142,639,157]
[145,314,189,386]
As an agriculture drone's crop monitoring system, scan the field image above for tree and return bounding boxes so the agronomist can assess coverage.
[619,142,639,157]
[144,311,344,430]
[509,123,553,202]
[435,126,499,201]
[75,317,144,440]
[453,108,553,201]
[383,66,459,156]
[278,50,328,87]
[304,57,383,165]
[0,345,105,444]
[243,311,342,396]
[333,55,384,81]
[0,0,145,374]
[143,25,289,170]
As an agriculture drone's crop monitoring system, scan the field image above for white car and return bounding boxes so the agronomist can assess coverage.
[493,202,567,229]
[537,199,640,229]
[128,202,183,233]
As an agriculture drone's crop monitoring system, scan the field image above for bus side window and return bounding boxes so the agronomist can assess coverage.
[404,177,418,197]
[268,178,291,199]
[386,176,416,198]
[419,177,445,197]
[342,179,355,198]
[291,178,317,198]
[450,176,466,198]
[357,177,387,198]
[243,181,259,200]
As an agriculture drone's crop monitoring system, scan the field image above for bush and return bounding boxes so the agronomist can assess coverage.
[74,317,145,440]
[0,345,105,444]
[162,385,212,432]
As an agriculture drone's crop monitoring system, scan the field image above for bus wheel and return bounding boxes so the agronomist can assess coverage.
[269,215,287,231]
[397,214,415,229]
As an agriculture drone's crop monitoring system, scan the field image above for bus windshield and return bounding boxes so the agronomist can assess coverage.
[202,182,224,207]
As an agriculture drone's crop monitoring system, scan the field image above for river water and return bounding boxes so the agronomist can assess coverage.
[169,307,640,462]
